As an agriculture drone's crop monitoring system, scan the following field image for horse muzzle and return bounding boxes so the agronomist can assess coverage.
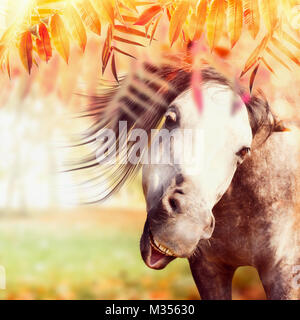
[140,220,176,270]
[140,205,215,269]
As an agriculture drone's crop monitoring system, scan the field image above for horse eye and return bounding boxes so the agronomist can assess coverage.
[165,111,177,128]
[236,147,251,159]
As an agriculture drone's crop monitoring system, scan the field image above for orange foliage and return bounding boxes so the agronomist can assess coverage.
[0,0,299,89]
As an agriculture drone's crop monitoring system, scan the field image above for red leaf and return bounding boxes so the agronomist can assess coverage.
[36,23,52,62]
[134,5,162,25]
[240,35,269,77]
[113,35,145,46]
[111,53,119,82]
[102,25,113,74]
[19,31,33,74]
[115,25,149,38]
[6,54,10,79]
[150,13,162,44]
[112,46,136,59]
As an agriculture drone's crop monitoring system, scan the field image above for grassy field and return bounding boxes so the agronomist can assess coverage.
[0,208,265,300]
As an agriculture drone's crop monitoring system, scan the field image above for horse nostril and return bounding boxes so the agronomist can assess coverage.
[175,174,184,186]
[169,198,179,212]
[174,189,184,195]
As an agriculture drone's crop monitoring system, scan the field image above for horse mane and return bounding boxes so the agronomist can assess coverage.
[70,54,278,203]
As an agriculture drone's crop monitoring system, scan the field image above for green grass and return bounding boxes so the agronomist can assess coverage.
[0,212,198,299]
[0,209,264,300]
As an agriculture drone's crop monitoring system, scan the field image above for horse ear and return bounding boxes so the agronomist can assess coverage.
[244,89,277,139]
[245,89,269,136]
[246,89,290,140]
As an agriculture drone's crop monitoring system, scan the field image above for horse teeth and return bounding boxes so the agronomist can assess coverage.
[166,249,172,255]
[151,236,175,256]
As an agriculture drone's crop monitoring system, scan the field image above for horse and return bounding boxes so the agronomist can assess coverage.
[75,54,300,299]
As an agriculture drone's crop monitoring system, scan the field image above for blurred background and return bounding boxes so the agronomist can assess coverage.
[0,0,300,300]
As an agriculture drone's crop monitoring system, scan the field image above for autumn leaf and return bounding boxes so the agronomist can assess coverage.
[6,54,10,79]
[249,62,260,92]
[76,0,101,35]
[36,23,52,62]
[134,5,162,25]
[244,0,260,39]
[115,0,138,22]
[144,19,152,38]
[50,14,70,63]
[0,0,299,82]
[241,35,269,77]
[0,25,14,45]
[271,36,300,66]
[102,24,113,74]
[261,57,274,74]
[206,0,226,51]
[113,46,136,59]
[101,0,115,25]
[114,25,149,38]
[0,43,5,56]
[19,31,33,74]
[280,30,300,51]
[64,4,87,53]
[189,0,207,41]
[266,46,291,70]
[111,52,119,82]
[150,13,162,44]
[119,15,138,23]
[260,0,278,34]
[113,35,145,46]
[166,7,171,21]
[169,1,190,46]
[227,0,243,48]
[123,0,138,12]
[0,46,6,71]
